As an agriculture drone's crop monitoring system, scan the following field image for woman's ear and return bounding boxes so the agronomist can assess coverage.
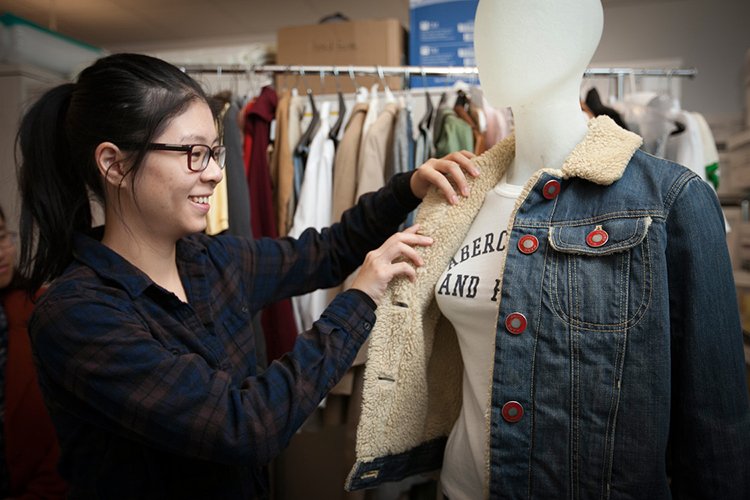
[95,142,129,187]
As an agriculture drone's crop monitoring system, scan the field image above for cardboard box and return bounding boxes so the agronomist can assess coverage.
[276,19,406,94]
[409,0,479,88]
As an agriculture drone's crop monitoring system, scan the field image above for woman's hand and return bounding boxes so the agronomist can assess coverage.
[351,225,433,306]
[410,150,479,204]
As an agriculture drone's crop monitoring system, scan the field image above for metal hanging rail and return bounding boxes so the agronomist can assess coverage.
[179,64,697,100]
[179,63,696,79]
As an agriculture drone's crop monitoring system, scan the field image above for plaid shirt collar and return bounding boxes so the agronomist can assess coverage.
[72,228,208,300]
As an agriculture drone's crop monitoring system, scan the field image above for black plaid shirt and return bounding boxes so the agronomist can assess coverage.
[29,172,419,499]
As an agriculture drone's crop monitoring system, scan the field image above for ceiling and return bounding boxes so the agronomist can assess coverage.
[0,0,664,52]
[0,0,410,50]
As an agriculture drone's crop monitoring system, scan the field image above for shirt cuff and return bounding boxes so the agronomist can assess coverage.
[322,290,378,345]
[348,288,377,311]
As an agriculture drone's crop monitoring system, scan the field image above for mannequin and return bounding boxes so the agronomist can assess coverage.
[347,0,750,497]
[435,2,607,497]
[474,0,602,185]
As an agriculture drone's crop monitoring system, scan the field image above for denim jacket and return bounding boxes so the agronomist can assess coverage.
[346,116,750,499]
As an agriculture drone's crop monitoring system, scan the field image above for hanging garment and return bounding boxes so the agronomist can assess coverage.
[359,85,380,155]
[433,106,474,158]
[693,112,720,189]
[346,116,750,499]
[454,100,486,155]
[331,102,369,224]
[355,102,400,200]
[585,87,628,129]
[327,102,370,312]
[414,90,436,165]
[205,171,230,235]
[665,110,707,183]
[415,113,435,166]
[390,104,416,180]
[287,92,307,232]
[481,98,510,150]
[246,86,279,239]
[223,102,252,238]
[289,102,335,332]
[241,98,257,180]
[205,102,230,235]
[245,85,298,360]
[270,90,295,236]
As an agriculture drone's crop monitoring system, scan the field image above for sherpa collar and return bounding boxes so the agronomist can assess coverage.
[557,114,643,185]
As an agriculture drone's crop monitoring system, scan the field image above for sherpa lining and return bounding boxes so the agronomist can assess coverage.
[348,115,643,487]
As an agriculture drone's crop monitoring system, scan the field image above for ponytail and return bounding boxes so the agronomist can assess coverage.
[17,83,94,293]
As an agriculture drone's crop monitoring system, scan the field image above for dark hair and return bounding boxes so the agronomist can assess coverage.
[16,53,208,292]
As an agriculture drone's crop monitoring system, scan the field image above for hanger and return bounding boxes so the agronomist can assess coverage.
[437,91,448,109]
[329,68,346,142]
[455,89,469,110]
[377,66,396,104]
[350,66,368,103]
[294,68,320,157]
[417,68,434,132]
[403,68,414,111]
[585,87,628,130]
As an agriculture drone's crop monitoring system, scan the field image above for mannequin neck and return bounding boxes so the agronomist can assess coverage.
[506,87,589,186]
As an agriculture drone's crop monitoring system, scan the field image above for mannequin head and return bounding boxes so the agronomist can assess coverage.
[474,0,604,109]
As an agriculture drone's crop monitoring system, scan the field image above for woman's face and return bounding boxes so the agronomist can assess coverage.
[123,100,223,242]
[0,216,16,289]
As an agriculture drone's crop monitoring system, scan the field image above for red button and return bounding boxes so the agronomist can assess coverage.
[543,179,561,200]
[502,401,524,423]
[505,312,527,335]
[586,226,609,248]
[517,235,539,255]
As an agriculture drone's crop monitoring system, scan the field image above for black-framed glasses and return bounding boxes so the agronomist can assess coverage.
[144,143,227,172]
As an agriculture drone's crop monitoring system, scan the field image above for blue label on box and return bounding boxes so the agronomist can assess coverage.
[409,0,479,88]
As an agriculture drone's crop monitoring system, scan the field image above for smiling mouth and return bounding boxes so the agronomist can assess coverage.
[189,196,210,204]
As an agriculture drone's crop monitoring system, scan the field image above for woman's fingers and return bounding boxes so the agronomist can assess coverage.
[411,150,480,203]
[350,226,433,305]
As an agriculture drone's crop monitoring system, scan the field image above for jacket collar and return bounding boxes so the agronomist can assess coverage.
[558,114,643,185]
[476,114,643,188]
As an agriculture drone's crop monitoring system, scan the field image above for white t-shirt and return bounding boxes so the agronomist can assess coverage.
[436,179,522,500]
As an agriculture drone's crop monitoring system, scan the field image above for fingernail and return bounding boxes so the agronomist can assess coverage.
[451,195,458,204]
[462,187,470,197]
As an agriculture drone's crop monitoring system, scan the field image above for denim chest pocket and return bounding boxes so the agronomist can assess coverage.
[548,216,652,331]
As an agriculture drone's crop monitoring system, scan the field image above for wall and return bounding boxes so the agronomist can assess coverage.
[116,0,750,123]
[0,64,62,233]
[594,0,750,123]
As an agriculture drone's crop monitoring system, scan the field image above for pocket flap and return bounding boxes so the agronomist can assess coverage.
[549,216,652,256]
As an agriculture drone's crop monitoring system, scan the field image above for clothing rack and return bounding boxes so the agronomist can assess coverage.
[179,64,697,100]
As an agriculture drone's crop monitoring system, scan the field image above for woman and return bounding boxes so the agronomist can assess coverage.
[15,53,478,499]
[0,206,67,499]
